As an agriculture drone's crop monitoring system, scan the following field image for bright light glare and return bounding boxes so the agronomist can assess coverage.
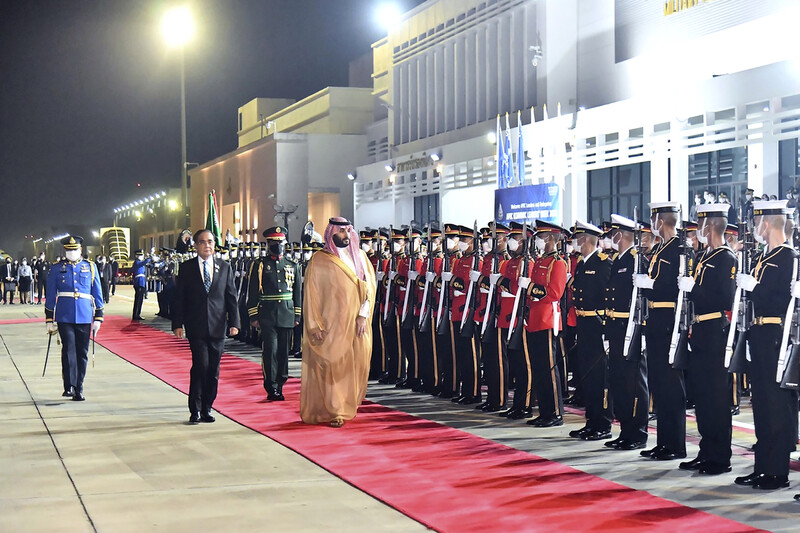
[161,6,195,47]
[376,4,401,32]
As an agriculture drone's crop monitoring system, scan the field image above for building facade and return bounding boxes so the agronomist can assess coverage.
[354,0,800,230]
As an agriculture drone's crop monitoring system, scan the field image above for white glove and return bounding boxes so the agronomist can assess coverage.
[678,276,695,293]
[425,271,437,283]
[388,271,397,281]
[489,273,503,285]
[441,272,454,282]
[518,276,531,289]
[736,273,758,292]
[46,322,58,335]
[469,270,481,283]
[91,321,102,334]
[376,272,385,281]
[792,281,800,299]
[633,274,654,289]
[408,271,419,281]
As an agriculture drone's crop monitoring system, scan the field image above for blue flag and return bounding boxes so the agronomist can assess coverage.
[517,111,525,186]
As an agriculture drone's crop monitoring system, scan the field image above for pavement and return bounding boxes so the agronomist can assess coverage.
[1,285,799,532]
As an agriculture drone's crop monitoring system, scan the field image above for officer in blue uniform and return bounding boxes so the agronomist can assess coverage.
[45,236,104,401]
[131,249,150,320]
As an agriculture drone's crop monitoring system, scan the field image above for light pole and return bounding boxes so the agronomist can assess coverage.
[161,6,195,229]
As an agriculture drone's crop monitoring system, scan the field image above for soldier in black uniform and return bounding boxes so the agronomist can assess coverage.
[724,223,745,414]
[603,215,649,450]
[246,227,302,401]
[677,204,736,475]
[735,200,798,490]
[569,221,613,440]
[635,201,686,461]
[378,228,407,384]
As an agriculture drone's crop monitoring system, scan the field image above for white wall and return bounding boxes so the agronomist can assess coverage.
[441,183,496,226]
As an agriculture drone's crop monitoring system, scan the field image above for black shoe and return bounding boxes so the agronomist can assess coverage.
[651,448,687,461]
[483,404,507,413]
[411,383,425,393]
[396,379,412,389]
[475,401,490,410]
[451,395,466,403]
[377,374,391,384]
[497,407,519,418]
[616,440,647,451]
[582,429,612,441]
[507,407,534,419]
[698,462,732,475]
[62,388,74,398]
[793,493,800,501]
[72,392,85,401]
[569,426,591,439]
[528,415,563,427]
[267,390,282,401]
[731,406,740,416]
[189,412,200,424]
[734,472,761,486]
[679,457,706,471]
[438,390,455,399]
[200,411,215,423]
[564,395,580,406]
[753,474,790,490]
[458,395,481,405]
[604,437,624,449]
[289,349,301,357]
[640,445,666,458]
[648,413,657,421]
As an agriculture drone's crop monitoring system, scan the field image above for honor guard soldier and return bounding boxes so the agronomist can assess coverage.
[724,223,745,414]
[603,215,649,450]
[395,226,423,389]
[634,201,687,461]
[568,221,613,438]
[368,230,389,378]
[518,220,569,427]
[131,249,150,321]
[45,236,104,401]
[677,203,736,475]
[435,224,461,398]
[497,222,532,418]
[247,227,302,401]
[449,225,483,404]
[736,200,798,491]
[475,222,510,412]
[413,224,443,393]
[379,228,407,384]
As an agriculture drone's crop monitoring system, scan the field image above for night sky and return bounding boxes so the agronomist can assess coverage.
[0,0,424,256]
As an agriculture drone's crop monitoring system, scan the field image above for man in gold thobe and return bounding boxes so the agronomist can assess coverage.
[300,217,377,427]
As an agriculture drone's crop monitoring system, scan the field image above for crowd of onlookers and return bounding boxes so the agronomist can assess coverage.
[2,253,49,305]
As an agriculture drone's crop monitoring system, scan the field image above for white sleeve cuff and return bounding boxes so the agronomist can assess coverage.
[358,298,371,318]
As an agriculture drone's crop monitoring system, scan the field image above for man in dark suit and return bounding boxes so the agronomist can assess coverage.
[172,229,240,424]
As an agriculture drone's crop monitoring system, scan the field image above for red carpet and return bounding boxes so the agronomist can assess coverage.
[0,317,44,325]
[95,316,759,533]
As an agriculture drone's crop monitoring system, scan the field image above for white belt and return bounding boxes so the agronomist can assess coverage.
[454,290,465,297]
[135,274,146,278]
[479,288,489,294]
[57,291,93,300]
[500,292,516,298]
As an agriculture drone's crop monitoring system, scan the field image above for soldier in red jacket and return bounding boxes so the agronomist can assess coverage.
[449,224,483,404]
[475,222,510,412]
[395,226,424,389]
[414,225,444,393]
[497,222,533,418]
[518,220,569,427]
[378,228,407,384]
[365,229,389,379]
[435,224,462,398]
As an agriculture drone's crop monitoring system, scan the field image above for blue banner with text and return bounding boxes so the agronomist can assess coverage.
[494,183,561,224]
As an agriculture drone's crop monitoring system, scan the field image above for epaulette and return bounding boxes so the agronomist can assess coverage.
[631,248,638,256]
[598,252,609,261]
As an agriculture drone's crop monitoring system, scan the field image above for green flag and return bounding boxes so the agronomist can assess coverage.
[205,191,223,247]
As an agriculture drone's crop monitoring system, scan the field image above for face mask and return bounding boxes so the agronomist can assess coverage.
[304,251,312,261]
[457,241,469,252]
[371,242,378,252]
[610,234,620,251]
[446,238,457,250]
[754,220,767,244]
[481,240,492,253]
[534,237,546,253]
[571,239,579,250]
[65,250,81,262]
[269,242,285,255]
[746,194,753,201]
[651,218,661,239]
[696,226,708,245]
[566,243,574,254]
[393,241,403,253]
[21,260,27,265]
[137,255,144,261]
[695,197,701,205]
[361,243,371,253]
[507,238,519,252]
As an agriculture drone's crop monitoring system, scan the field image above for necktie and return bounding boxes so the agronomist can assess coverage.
[203,260,211,293]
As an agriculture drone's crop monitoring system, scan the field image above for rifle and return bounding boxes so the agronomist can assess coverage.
[726,201,752,371]
[777,249,800,387]
[460,220,480,337]
[418,224,436,332]
[558,232,570,335]
[401,226,418,329]
[507,221,530,350]
[436,232,453,335]
[668,218,692,369]
[480,222,500,339]
[624,207,646,359]
[383,226,397,324]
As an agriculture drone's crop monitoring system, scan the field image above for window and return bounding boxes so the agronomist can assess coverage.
[688,148,748,221]
[779,138,800,197]
[414,193,440,228]
[587,162,651,224]
[238,113,243,131]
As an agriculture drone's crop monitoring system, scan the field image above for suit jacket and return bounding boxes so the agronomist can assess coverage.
[172,257,240,340]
